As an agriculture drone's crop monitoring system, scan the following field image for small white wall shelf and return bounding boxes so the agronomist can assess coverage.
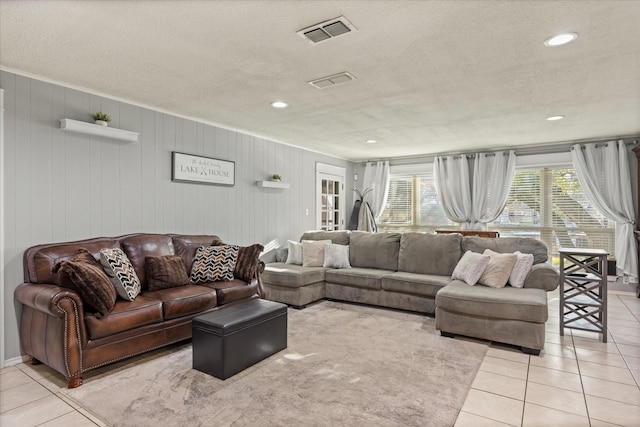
[59,119,139,142]
[256,180,290,189]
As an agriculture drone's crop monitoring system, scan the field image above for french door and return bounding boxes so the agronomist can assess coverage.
[316,163,346,231]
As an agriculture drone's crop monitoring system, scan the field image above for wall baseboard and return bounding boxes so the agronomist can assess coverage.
[3,355,28,368]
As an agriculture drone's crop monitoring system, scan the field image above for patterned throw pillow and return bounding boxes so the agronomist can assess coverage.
[234,244,264,282]
[478,249,518,288]
[509,251,535,288]
[52,248,117,318]
[145,255,190,291]
[451,250,490,286]
[323,244,351,269]
[190,245,239,283]
[100,248,142,301]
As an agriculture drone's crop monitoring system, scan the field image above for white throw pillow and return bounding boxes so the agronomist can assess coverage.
[451,250,490,286]
[509,251,535,288]
[99,248,141,301]
[478,249,518,288]
[302,240,332,267]
[323,244,351,269]
[285,240,303,265]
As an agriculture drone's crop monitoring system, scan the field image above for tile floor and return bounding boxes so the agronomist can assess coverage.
[455,289,640,427]
[1,289,639,427]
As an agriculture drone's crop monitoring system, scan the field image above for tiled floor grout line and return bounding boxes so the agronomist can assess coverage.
[570,331,594,427]
[520,360,530,427]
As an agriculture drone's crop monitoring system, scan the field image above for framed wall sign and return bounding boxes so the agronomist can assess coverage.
[171,151,235,186]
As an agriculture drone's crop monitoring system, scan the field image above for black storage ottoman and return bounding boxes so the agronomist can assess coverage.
[192,298,287,380]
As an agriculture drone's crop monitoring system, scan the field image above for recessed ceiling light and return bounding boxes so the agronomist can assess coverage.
[366,139,377,144]
[271,101,288,108]
[546,115,565,121]
[544,33,577,47]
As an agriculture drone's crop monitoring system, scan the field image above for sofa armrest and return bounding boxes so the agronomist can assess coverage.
[523,263,560,292]
[15,283,85,318]
[14,283,88,380]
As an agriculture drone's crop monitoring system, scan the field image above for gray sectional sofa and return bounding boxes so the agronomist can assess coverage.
[262,230,559,354]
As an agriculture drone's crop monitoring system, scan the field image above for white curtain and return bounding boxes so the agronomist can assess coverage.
[362,161,390,220]
[471,151,516,229]
[434,155,473,229]
[571,141,638,283]
[435,151,515,230]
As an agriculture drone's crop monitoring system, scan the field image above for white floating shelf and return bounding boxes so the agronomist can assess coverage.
[59,119,139,142]
[256,180,290,189]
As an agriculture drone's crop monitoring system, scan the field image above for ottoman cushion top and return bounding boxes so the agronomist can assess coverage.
[193,298,286,335]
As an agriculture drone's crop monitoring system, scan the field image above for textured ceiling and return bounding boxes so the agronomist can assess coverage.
[1,1,639,161]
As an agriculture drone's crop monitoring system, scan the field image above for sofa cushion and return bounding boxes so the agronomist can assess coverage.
[478,249,518,288]
[349,232,401,271]
[399,233,463,276]
[100,248,142,301]
[462,236,548,264]
[451,250,490,286]
[52,249,117,318]
[325,268,392,290]
[85,295,163,340]
[435,280,548,323]
[190,245,239,283]
[300,230,350,245]
[26,237,123,285]
[171,234,223,272]
[262,263,327,288]
[381,272,450,297]
[145,255,190,291]
[121,234,175,288]
[323,244,351,269]
[201,279,259,305]
[144,284,217,320]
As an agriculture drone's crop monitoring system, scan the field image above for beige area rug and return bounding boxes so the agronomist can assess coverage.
[61,301,488,427]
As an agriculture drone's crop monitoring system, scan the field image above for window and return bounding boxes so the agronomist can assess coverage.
[379,165,615,266]
[491,167,615,264]
[378,172,454,232]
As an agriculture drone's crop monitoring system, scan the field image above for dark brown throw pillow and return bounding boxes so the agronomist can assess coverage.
[52,249,116,318]
[145,255,189,291]
[69,248,102,267]
[234,244,264,282]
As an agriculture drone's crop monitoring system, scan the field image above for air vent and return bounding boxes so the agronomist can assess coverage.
[297,16,356,44]
[309,72,356,89]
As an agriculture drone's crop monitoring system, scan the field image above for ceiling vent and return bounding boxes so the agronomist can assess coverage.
[309,72,356,89]
[297,16,356,44]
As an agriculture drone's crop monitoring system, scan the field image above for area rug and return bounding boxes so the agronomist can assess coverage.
[61,301,488,427]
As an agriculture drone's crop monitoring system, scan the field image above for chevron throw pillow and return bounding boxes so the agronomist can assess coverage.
[190,245,239,283]
[100,248,142,301]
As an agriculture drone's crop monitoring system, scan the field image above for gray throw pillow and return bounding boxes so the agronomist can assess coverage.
[451,250,490,286]
[323,244,351,269]
[478,249,518,288]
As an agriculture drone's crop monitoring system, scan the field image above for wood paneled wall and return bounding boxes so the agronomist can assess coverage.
[1,71,354,361]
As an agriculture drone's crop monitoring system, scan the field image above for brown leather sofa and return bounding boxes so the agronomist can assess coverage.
[14,233,264,388]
